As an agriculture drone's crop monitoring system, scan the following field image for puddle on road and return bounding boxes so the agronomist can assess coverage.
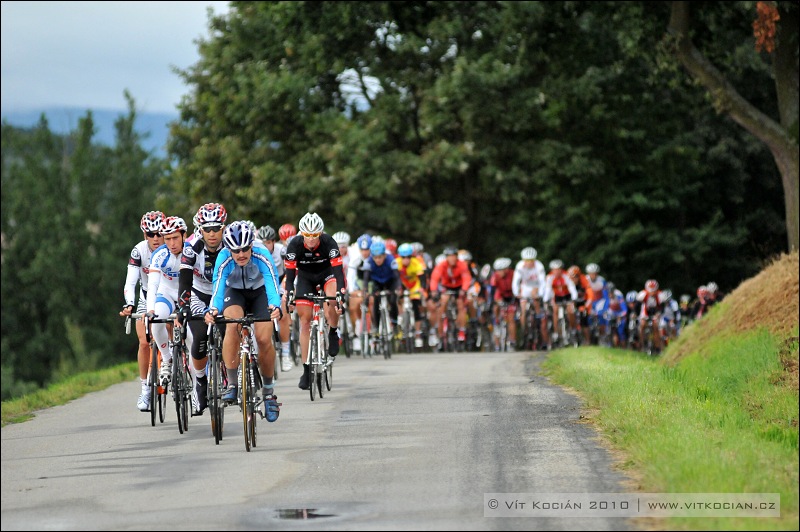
[272,508,335,520]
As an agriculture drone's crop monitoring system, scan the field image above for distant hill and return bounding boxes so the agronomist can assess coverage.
[1,107,176,158]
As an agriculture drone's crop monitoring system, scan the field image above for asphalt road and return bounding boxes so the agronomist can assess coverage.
[2,350,636,531]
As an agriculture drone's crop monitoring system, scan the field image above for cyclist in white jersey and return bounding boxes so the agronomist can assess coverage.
[120,211,165,411]
[346,234,373,351]
[512,247,547,348]
[145,216,190,385]
[178,203,227,415]
[257,224,293,372]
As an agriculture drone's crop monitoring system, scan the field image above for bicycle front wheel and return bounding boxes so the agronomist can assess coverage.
[172,344,187,434]
[309,326,318,401]
[149,343,159,426]
[241,343,252,452]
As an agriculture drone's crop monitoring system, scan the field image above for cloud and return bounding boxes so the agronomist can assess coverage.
[1,1,230,114]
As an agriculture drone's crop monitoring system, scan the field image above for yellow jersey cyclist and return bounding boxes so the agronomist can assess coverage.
[396,242,427,348]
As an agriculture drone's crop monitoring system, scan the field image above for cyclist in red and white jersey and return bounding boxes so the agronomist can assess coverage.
[542,260,579,348]
[429,247,473,345]
[636,279,666,351]
[119,211,165,411]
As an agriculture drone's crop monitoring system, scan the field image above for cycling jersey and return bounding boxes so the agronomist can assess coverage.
[366,253,399,288]
[397,256,426,298]
[511,259,546,299]
[636,289,665,318]
[587,275,606,303]
[147,242,190,312]
[347,253,371,293]
[210,242,282,312]
[283,233,346,299]
[429,259,472,292]
[123,240,156,310]
[542,272,578,302]
[490,270,515,301]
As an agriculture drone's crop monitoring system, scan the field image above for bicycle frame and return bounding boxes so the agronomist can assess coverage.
[302,289,338,401]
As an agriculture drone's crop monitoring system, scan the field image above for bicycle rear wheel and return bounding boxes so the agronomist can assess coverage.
[241,342,252,452]
[172,343,187,434]
[309,328,317,401]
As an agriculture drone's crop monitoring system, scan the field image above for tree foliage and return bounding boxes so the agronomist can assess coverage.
[1,93,163,397]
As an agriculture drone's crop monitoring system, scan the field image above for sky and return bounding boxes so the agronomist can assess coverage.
[1,1,231,115]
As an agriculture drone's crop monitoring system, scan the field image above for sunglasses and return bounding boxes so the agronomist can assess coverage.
[202,225,223,233]
[231,245,252,255]
[301,232,322,238]
[145,231,160,238]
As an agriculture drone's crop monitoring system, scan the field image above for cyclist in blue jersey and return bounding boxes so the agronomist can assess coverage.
[364,240,401,338]
[204,221,283,422]
[257,224,294,373]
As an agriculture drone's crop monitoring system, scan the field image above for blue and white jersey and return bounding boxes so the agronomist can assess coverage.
[123,240,156,307]
[366,253,398,285]
[209,241,281,312]
[146,242,190,311]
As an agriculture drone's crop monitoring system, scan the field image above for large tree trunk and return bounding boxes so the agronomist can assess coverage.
[668,1,799,251]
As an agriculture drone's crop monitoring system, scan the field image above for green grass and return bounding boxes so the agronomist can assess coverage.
[1,362,137,426]
[542,327,799,531]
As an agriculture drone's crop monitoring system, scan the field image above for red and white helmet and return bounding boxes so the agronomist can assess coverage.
[140,211,165,233]
[645,279,659,293]
[384,238,398,255]
[194,202,227,227]
[279,223,297,241]
[161,216,188,235]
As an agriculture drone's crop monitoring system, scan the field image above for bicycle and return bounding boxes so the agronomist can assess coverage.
[170,318,193,434]
[372,289,393,359]
[215,313,278,452]
[338,293,354,358]
[295,288,338,401]
[439,290,459,352]
[289,309,302,366]
[359,288,373,358]
[399,289,416,354]
[493,300,509,352]
[205,322,226,445]
[128,313,172,426]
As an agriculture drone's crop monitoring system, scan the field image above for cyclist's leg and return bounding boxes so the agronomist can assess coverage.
[323,277,340,356]
[152,296,176,382]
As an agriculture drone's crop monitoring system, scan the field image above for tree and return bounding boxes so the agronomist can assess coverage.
[668,1,799,251]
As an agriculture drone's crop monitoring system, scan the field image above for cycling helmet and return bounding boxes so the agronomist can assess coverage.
[706,282,718,294]
[257,225,277,242]
[493,257,512,270]
[298,212,324,235]
[397,243,414,257]
[332,231,351,246]
[645,279,659,292]
[195,202,227,227]
[586,263,600,274]
[697,285,708,297]
[161,216,187,235]
[140,211,165,233]
[458,249,472,262]
[412,242,424,253]
[279,223,297,241]
[357,233,372,250]
[384,238,398,255]
[662,289,672,301]
[680,294,691,303]
[223,220,256,251]
[521,247,537,260]
[443,246,458,256]
[434,254,446,266]
[480,263,492,281]
[607,281,616,293]
[370,241,386,255]
[626,291,638,304]
[549,259,563,270]
[567,265,581,277]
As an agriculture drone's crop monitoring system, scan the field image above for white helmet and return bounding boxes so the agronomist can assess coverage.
[493,257,512,270]
[706,282,718,294]
[521,247,537,260]
[549,259,563,270]
[161,216,187,235]
[332,231,351,246]
[662,289,673,301]
[299,212,324,235]
[434,254,445,266]
[586,263,600,274]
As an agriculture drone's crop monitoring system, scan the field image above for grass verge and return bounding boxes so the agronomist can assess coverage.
[1,362,137,427]
[541,328,798,531]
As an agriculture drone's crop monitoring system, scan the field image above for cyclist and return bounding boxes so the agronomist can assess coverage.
[488,257,517,351]
[679,294,692,328]
[145,216,190,388]
[567,265,595,345]
[204,221,283,422]
[363,240,401,343]
[594,281,627,347]
[384,238,398,257]
[625,290,640,349]
[257,224,294,373]
[177,203,228,415]
[636,279,666,353]
[284,213,346,391]
[542,260,578,349]
[120,210,165,411]
[429,246,473,347]
[659,289,681,341]
[512,247,547,349]
[396,242,427,348]
[279,223,298,246]
[585,263,607,343]
[346,233,373,352]
[692,285,711,320]
[706,281,723,306]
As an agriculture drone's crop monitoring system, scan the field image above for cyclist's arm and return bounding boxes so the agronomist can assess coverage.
[511,267,521,299]
[330,255,346,296]
[566,277,579,300]
[145,252,164,313]
[209,250,233,313]
[253,249,282,308]
[123,261,140,308]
